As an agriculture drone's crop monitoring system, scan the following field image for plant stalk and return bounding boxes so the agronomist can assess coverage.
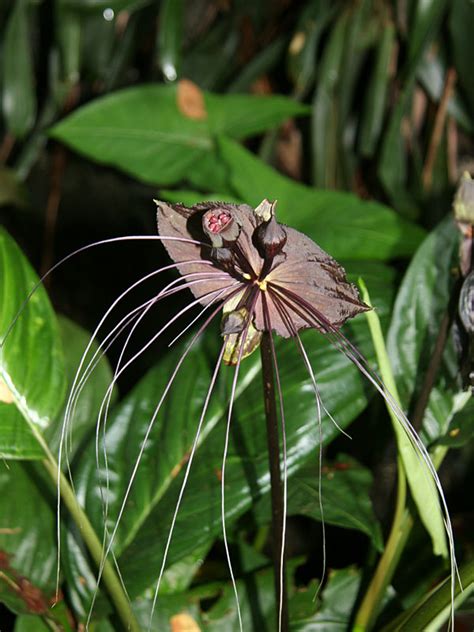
[260,331,289,632]
[25,419,140,632]
[354,281,455,630]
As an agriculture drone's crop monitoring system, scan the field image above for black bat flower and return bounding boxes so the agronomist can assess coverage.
[155,199,369,363]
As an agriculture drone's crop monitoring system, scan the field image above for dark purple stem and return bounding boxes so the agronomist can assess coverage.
[260,331,289,632]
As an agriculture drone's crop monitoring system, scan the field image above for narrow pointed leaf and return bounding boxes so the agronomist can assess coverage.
[362,282,448,558]
[2,0,36,138]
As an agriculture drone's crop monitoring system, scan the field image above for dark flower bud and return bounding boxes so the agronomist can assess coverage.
[459,271,474,334]
[211,246,233,268]
[202,208,241,248]
[221,308,247,335]
[255,215,287,259]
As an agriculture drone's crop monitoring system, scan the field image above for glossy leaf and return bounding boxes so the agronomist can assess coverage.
[218,136,425,260]
[0,228,66,433]
[49,85,309,187]
[363,282,447,559]
[254,456,383,550]
[46,316,115,460]
[0,463,64,620]
[387,217,461,442]
[436,396,474,447]
[406,0,448,74]
[0,315,113,461]
[2,0,37,138]
[449,0,474,113]
[158,0,183,82]
[14,615,51,632]
[291,567,361,631]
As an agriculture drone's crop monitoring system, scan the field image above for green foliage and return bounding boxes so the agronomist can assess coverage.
[0,1,473,631]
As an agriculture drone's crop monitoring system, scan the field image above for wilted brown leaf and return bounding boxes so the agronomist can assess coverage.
[0,378,14,404]
[170,612,201,632]
[177,79,207,120]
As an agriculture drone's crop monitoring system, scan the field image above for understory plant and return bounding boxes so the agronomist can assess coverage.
[1,1,474,631]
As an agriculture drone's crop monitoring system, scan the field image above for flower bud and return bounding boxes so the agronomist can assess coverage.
[255,215,287,259]
[459,270,474,334]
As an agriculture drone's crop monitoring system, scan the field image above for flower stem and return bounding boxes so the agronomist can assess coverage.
[260,331,289,631]
[24,420,140,632]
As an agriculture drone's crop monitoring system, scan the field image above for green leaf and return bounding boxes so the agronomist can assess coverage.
[417,46,473,134]
[286,1,334,99]
[55,5,81,85]
[381,558,474,632]
[0,229,66,435]
[13,607,73,632]
[49,85,309,187]
[361,281,448,559]
[254,456,383,550]
[158,0,183,82]
[449,0,474,113]
[0,315,113,461]
[387,217,461,442]
[202,567,276,630]
[0,168,28,208]
[435,395,474,447]
[359,22,395,157]
[406,0,448,75]
[218,136,425,260]
[46,316,115,460]
[0,463,66,622]
[14,615,51,632]
[291,567,361,631]
[311,10,347,188]
[2,0,37,139]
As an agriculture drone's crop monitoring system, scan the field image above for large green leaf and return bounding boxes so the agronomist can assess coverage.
[218,136,425,260]
[61,260,394,611]
[49,85,309,187]
[253,456,383,551]
[0,229,66,438]
[387,217,461,442]
[0,315,114,461]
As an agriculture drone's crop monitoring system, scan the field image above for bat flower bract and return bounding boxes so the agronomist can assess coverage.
[155,199,370,362]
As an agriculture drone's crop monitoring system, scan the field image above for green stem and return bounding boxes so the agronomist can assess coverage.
[381,558,474,631]
[25,420,140,632]
[354,281,412,631]
[354,473,412,631]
